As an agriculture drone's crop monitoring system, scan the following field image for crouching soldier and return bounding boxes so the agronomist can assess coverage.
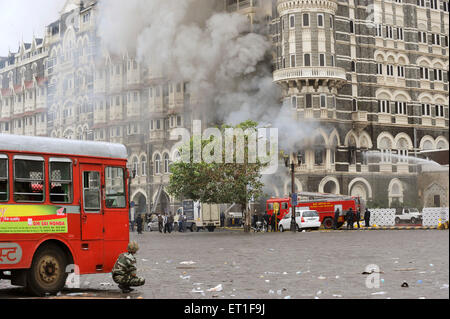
[112,241,145,293]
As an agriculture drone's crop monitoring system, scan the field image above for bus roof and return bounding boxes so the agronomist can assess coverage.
[0,134,128,160]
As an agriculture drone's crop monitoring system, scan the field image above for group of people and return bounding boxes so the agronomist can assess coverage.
[157,212,188,233]
[334,207,371,230]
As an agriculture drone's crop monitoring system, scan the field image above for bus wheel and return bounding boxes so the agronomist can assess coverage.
[323,218,334,229]
[27,245,68,297]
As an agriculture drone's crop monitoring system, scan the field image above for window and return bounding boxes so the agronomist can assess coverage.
[291,96,297,109]
[320,95,327,108]
[0,156,7,201]
[417,0,425,7]
[435,105,445,117]
[422,104,431,116]
[387,65,394,76]
[154,155,161,175]
[385,26,393,39]
[331,56,335,66]
[420,67,429,80]
[430,0,438,9]
[14,156,44,202]
[141,157,147,176]
[83,171,101,211]
[376,24,382,37]
[379,100,390,113]
[434,69,443,81]
[305,94,312,108]
[398,66,405,77]
[351,61,356,72]
[317,14,324,27]
[105,167,126,208]
[432,34,441,45]
[49,159,72,203]
[418,31,427,43]
[330,15,334,29]
[377,63,383,75]
[319,54,325,67]
[397,28,404,40]
[352,99,357,111]
[395,102,407,115]
[304,54,311,66]
[315,149,324,165]
[303,13,309,27]
[164,154,170,173]
[290,54,296,67]
[289,15,295,28]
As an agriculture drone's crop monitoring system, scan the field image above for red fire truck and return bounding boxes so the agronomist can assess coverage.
[0,134,130,296]
[266,192,364,229]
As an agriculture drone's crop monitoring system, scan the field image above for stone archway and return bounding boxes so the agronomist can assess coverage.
[319,176,340,194]
[133,192,147,214]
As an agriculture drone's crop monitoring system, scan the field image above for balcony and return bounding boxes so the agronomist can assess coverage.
[273,66,347,89]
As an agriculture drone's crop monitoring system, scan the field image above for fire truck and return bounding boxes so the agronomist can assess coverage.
[266,192,365,229]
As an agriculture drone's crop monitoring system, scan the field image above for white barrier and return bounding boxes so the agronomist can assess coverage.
[368,209,396,226]
[422,207,449,226]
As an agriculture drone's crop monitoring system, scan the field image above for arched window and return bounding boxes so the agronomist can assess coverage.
[314,135,326,165]
[164,153,170,173]
[140,155,147,176]
[379,137,392,163]
[154,154,161,175]
[132,157,139,177]
[397,138,409,163]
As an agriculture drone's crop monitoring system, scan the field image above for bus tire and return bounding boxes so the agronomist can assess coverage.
[27,245,68,297]
[323,218,334,229]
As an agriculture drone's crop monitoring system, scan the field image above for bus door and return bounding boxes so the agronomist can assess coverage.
[80,164,104,241]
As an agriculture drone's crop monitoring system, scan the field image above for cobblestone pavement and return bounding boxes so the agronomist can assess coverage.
[0,229,448,299]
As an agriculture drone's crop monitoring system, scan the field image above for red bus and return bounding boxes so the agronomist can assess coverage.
[267,192,364,229]
[0,134,130,296]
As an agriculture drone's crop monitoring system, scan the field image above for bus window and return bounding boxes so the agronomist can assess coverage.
[281,202,288,210]
[105,167,126,208]
[0,155,7,201]
[268,203,273,210]
[83,171,101,211]
[14,156,45,202]
[50,159,72,203]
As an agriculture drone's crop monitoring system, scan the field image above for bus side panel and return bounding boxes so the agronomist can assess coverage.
[103,210,129,273]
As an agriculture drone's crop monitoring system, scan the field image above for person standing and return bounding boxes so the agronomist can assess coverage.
[356,208,361,229]
[136,214,143,234]
[270,213,276,232]
[158,213,163,233]
[168,213,174,233]
[346,208,354,230]
[333,208,340,230]
[364,208,371,227]
[220,211,225,228]
[264,211,270,232]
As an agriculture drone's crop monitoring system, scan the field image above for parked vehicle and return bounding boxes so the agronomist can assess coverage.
[267,192,364,230]
[179,200,221,232]
[395,208,422,224]
[147,215,160,231]
[278,209,321,232]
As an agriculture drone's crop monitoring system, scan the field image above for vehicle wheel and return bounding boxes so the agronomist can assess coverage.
[191,224,197,232]
[322,218,334,230]
[27,245,68,297]
[395,217,400,224]
[279,225,284,232]
[411,217,417,224]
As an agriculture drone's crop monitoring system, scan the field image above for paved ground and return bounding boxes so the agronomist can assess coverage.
[0,229,448,299]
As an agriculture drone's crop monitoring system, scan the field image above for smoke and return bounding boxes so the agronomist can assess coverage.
[97,0,316,152]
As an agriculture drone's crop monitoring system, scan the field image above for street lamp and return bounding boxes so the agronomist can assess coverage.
[284,152,302,233]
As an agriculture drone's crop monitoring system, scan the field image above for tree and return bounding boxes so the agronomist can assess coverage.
[167,120,267,232]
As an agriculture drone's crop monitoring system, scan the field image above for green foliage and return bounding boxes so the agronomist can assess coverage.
[167,121,267,210]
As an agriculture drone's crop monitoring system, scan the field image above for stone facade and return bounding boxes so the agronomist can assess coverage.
[0,0,448,213]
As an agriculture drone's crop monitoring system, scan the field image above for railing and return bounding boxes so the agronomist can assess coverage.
[273,66,347,82]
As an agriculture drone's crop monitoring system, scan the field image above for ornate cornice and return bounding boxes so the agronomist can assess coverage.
[277,0,338,15]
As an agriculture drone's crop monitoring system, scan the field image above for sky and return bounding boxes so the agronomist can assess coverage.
[0,0,65,56]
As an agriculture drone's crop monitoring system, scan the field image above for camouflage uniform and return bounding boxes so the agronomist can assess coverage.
[112,242,145,292]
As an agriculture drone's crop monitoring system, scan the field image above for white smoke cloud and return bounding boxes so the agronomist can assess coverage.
[97,0,316,152]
